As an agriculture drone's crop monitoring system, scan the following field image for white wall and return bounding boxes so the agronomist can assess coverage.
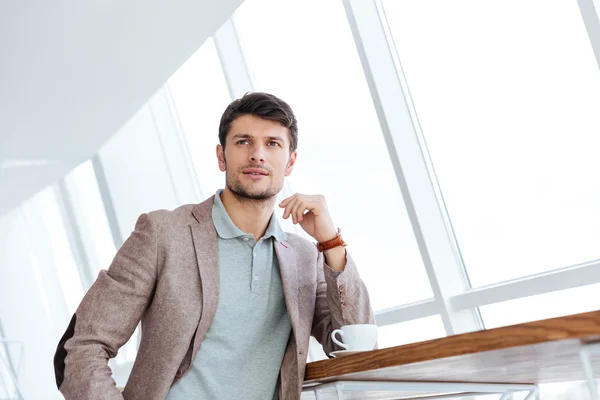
[0,0,244,216]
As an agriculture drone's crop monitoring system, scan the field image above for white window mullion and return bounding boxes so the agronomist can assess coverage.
[214,18,256,100]
[578,0,600,71]
[91,155,124,248]
[148,86,203,205]
[54,180,96,291]
[342,0,482,335]
[452,259,600,311]
[375,299,439,327]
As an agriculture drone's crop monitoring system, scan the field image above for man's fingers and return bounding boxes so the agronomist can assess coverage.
[283,198,294,219]
[279,193,298,208]
[281,194,321,223]
[291,200,305,224]
[290,200,302,224]
[296,201,306,223]
[283,197,299,220]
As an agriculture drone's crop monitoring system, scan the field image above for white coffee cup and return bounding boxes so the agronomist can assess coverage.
[331,324,378,351]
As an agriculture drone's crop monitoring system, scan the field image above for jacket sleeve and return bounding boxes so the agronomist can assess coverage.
[310,249,375,356]
[53,213,158,399]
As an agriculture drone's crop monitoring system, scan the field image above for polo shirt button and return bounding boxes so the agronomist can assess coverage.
[243,237,249,241]
[254,276,259,281]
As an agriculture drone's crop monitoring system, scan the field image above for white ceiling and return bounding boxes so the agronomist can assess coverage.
[0,0,244,215]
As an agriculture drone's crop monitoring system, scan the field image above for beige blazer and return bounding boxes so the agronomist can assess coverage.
[54,195,374,399]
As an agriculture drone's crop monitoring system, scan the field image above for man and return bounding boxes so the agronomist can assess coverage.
[54,92,374,399]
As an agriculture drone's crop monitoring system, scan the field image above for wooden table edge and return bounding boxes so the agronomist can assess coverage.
[305,310,600,383]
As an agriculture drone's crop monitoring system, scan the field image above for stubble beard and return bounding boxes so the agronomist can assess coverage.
[226,172,282,204]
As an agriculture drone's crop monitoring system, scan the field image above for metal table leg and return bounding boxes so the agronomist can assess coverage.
[580,342,600,400]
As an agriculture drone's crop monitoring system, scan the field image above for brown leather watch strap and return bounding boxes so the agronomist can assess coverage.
[316,228,346,252]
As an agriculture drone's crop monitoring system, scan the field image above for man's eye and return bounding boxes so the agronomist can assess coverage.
[237,140,249,145]
[269,142,281,147]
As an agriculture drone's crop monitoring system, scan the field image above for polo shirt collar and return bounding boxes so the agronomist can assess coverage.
[212,189,286,242]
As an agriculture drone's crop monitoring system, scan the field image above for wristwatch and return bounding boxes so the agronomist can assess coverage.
[316,228,346,252]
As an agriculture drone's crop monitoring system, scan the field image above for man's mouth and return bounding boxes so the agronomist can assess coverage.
[242,168,269,176]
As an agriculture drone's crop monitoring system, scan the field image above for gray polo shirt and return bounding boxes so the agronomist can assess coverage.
[166,189,292,399]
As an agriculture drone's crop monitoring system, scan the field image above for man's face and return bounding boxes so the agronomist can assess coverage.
[217,114,297,201]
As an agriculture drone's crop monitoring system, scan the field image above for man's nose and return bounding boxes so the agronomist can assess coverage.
[249,145,266,163]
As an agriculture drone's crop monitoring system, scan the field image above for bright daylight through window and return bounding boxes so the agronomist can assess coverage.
[33,187,83,316]
[381,0,600,288]
[234,0,434,312]
[168,38,233,200]
[66,160,117,272]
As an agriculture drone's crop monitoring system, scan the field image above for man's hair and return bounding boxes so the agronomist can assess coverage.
[218,92,298,153]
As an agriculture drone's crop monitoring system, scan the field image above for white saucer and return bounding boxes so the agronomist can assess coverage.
[329,350,365,358]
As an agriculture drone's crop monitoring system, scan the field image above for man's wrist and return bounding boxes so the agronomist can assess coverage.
[324,246,346,272]
[316,228,346,253]
[316,228,338,244]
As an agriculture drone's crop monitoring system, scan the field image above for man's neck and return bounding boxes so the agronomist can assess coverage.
[220,188,276,240]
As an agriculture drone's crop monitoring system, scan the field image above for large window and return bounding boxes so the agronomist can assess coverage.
[64,160,141,366]
[234,0,433,312]
[168,37,232,199]
[481,282,600,329]
[65,160,117,273]
[5,1,600,396]
[0,341,22,400]
[381,0,600,287]
[377,316,446,348]
[33,187,83,315]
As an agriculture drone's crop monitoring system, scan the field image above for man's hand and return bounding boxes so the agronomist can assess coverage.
[279,193,337,243]
[279,193,346,272]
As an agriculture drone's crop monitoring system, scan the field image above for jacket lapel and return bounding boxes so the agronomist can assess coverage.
[190,196,220,355]
[274,240,300,345]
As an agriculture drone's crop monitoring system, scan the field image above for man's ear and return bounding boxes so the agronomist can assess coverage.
[285,151,297,177]
[217,144,226,172]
